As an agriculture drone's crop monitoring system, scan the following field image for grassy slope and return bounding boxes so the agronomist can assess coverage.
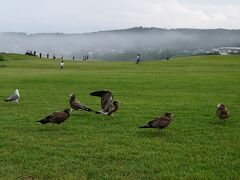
[0,54,239,179]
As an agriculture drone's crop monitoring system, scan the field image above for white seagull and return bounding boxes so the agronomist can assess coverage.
[4,89,20,102]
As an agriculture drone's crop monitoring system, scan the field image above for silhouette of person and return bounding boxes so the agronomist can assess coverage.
[136,54,141,64]
[73,56,75,60]
[60,60,64,69]
[47,54,49,59]
[39,53,42,58]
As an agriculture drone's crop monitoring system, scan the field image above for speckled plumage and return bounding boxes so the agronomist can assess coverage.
[216,104,230,120]
[69,93,93,112]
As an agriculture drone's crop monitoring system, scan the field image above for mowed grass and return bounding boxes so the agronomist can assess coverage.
[0,54,240,179]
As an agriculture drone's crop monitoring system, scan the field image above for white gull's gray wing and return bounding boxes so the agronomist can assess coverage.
[5,94,20,102]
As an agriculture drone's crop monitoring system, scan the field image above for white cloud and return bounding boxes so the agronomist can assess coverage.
[0,0,240,33]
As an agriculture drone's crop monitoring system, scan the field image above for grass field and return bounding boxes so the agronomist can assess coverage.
[0,53,240,179]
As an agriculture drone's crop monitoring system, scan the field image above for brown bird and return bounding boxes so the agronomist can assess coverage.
[36,108,70,124]
[216,104,230,120]
[69,93,93,112]
[90,90,121,115]
[139,112,174,129]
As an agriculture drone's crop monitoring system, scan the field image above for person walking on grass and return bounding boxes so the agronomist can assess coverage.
[60,60,64,69]
[136,54,141,64]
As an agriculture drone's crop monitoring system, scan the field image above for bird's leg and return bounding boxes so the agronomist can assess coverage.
[58,124,63,132]
[109,114,114,118]
[216,118,222,124]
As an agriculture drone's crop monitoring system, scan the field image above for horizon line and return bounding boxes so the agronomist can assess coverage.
[1,26,240,35]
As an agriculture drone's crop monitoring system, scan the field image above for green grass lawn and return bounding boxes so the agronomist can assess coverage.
[0,54,240,179]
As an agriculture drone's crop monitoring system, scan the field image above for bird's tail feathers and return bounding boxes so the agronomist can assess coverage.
[95,111,102,114]
[36,120,46,124]
[139,125,151,128]
[83,106,94,112]
[36,118,50,124]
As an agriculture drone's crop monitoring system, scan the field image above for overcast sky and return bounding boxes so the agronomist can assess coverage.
[1,0,240,33]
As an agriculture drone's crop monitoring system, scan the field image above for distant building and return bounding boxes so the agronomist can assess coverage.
[213,47,240,55]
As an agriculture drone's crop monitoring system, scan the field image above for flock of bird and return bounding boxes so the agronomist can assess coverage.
[4,89,123,124]
[4,89,230,131]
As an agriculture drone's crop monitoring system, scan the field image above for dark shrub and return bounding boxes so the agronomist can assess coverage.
[0,55,4,61]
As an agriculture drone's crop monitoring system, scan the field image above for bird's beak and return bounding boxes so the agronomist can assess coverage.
[68,93,72,97]
[118,101,122,104]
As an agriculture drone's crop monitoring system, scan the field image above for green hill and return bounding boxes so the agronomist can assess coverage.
[0,53,239,179]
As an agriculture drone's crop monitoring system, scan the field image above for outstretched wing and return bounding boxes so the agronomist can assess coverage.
[90,90,111,97]
[101,92,113,113]
[90,90,113,113]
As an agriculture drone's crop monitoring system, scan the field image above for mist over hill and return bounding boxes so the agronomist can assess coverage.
[0,27,240,60]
